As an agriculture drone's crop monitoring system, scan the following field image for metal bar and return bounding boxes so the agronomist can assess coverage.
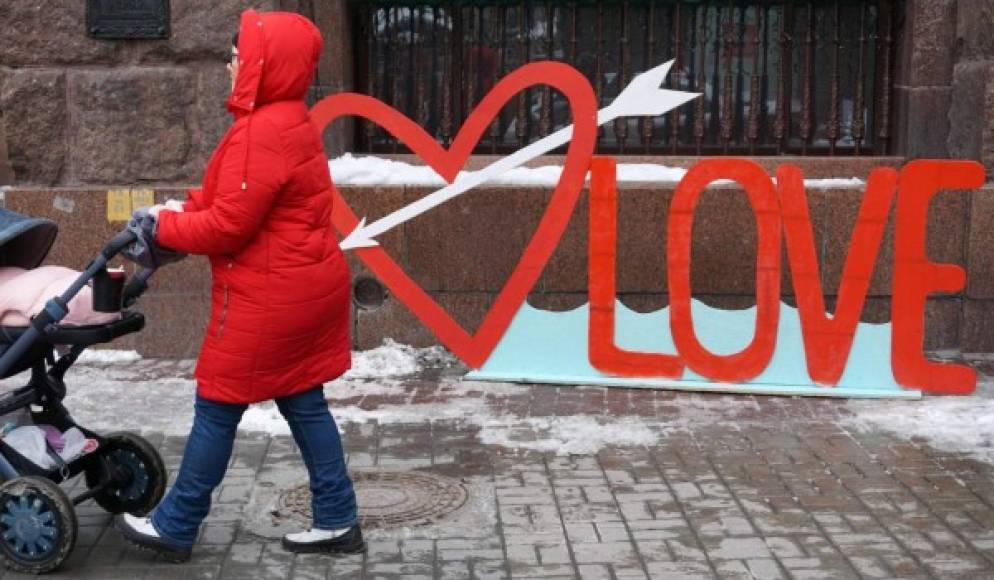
[365,4,377,151]
[391,7,403,153]
[774,1,793,154]
[642,1,656,153]
[408,7,418,125]
[415,6,429,131]
[441,6,453,145]
[615,1,630,153]
[709,5,722,146]
[516,3,529,147]
[541,2,554,137]
[720,0,735,153]
[877,0,894,154]
[694,3,707,155]
[828,1,841,155]
[670,0,682,154]
[490,4,505,153]
[735,3,747,150]
[852,0,867,155]
[747,5,763,154]
[759,3,770,147]
[570,2,578,63]
[452,7,464,136]
[72,481,111,505]
[465,6,478,125]
[800,2,814,154]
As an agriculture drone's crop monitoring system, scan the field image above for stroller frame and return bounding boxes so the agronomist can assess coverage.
[0,227,167,574]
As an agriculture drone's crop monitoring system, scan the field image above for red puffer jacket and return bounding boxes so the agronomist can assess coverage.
[156,9,351,404]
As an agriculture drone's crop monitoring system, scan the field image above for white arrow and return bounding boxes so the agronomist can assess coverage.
[340,59,700,251]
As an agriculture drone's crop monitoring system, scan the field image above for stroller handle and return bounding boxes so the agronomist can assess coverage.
[101,229,138,259]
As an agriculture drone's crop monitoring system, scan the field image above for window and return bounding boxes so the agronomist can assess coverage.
[353,0,903,156]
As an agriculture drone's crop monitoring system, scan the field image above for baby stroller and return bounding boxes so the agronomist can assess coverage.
[0,208,168,574]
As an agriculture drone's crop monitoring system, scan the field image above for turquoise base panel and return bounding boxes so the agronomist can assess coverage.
[467,300,921,400]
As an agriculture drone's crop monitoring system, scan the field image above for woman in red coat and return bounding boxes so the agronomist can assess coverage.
[115,10,361,561]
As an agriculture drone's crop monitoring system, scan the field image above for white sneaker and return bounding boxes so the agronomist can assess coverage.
[122,514,160,537]
[115,513,192,562]
[284,527,350,543]
[282,524,366,554]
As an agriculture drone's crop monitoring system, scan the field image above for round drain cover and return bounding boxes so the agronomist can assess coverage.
[275,470,468,528]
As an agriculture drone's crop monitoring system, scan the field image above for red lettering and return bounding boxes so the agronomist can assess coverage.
[668,159,781,382]
[588,157,684,378]
[892,160,985,394]
[779,165,897,386]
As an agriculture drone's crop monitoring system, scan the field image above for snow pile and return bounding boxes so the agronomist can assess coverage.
[344,339,441,378]
[329,153,866,189]
[843,378,994,465]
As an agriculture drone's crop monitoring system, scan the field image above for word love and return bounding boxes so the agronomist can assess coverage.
[588,157,986,395]
[313,60,984,396]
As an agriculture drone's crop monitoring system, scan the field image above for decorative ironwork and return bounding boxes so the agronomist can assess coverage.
[353,0,903,156]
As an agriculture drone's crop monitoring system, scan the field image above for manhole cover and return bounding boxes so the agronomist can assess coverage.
[274,470,469,528]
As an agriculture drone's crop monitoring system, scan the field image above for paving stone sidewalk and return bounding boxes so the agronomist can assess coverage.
[4,361,994,580]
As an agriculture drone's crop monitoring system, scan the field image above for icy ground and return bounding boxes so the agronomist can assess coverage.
[1,342,992,459]
[843,374,994,465]
[329,153,866,189]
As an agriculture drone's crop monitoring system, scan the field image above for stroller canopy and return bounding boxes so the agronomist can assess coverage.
[0,209,57,270]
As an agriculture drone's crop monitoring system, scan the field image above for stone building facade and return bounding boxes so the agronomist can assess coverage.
[1,0,994,358]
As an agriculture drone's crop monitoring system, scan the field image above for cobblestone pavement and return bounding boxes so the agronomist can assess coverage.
[3,360,994,579]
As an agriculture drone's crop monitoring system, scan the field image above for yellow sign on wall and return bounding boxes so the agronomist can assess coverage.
[131,189,155,209]
[106,189,156,222]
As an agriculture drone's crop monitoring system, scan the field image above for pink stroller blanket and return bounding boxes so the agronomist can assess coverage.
[0,266,120,327]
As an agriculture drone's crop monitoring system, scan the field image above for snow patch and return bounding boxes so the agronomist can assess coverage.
[244,378,664,455]
[329,153,866,188]
[242,394,492,436]
[479,415,660,455]
[325,378,407,400]
[76,349,142,364]
[843,378,994,464]
[345,339,428,378]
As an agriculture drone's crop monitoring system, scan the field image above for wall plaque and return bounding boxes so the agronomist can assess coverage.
[86,0,170,40]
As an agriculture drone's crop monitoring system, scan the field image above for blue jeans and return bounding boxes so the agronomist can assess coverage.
[150,386,358,547]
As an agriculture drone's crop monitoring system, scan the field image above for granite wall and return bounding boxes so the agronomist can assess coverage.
[6,168,992,358]
[897,0,994,173]
[2,0,994,358]
[0,0,353,187]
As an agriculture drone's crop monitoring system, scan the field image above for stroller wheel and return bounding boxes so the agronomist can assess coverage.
[0,476,77,574]
[84,432,166,516]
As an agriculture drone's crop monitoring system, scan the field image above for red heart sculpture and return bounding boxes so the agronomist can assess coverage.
[310,62,597,368]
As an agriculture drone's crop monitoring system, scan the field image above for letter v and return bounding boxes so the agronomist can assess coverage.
[777,165,897,386]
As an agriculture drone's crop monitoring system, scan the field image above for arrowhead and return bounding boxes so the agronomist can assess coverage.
[603,59,701,122]
[339,217,380,251]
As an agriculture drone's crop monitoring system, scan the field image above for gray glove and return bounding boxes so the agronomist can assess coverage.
[121,208,186,269]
